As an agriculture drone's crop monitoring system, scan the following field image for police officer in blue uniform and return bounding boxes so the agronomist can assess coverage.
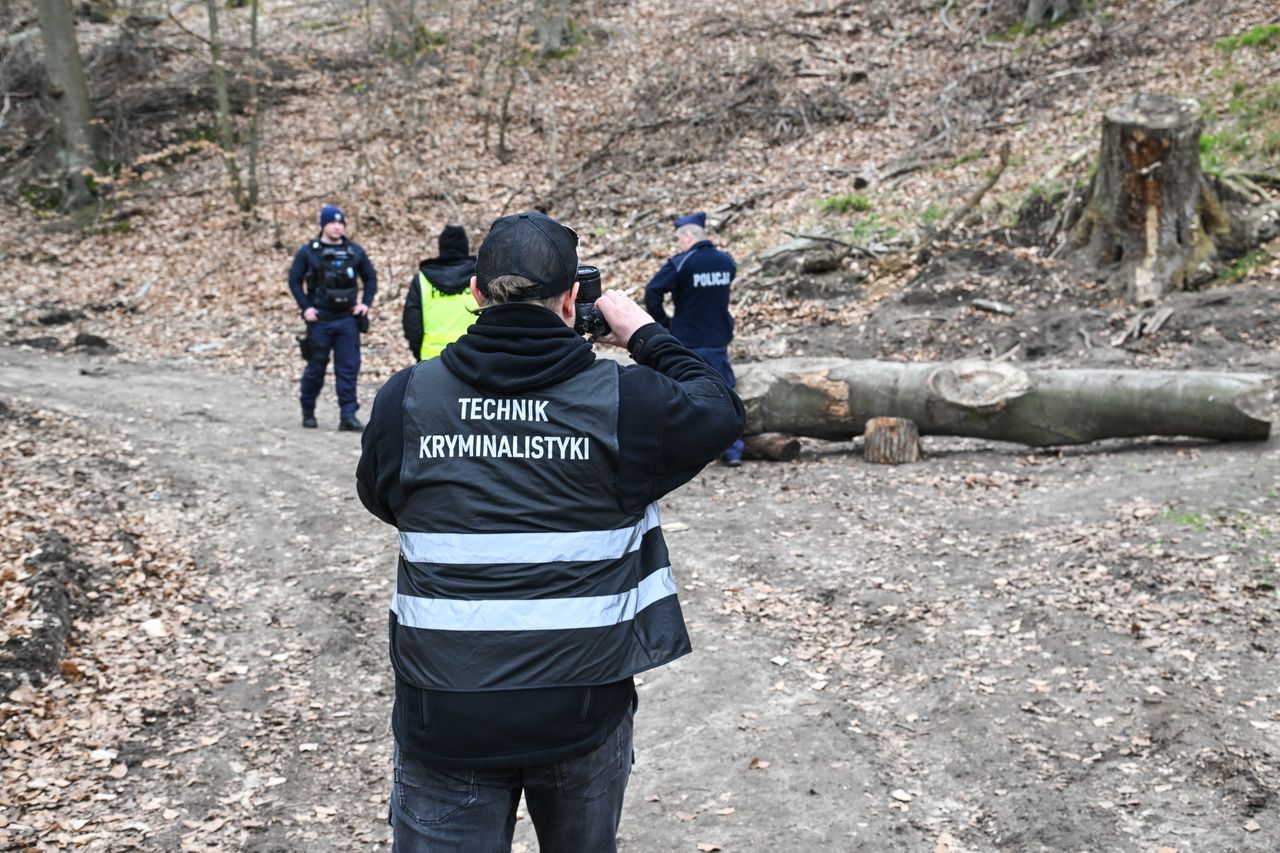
[644,210,744,465]
[288,204,377,432]
[357,211,744,851]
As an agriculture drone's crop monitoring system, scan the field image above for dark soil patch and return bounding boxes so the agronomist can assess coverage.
[765,247,1280,371]
[0,532,93,696]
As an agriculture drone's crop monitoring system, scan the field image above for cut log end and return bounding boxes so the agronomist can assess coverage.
[926,360,1032,410]
[863,417,921,464]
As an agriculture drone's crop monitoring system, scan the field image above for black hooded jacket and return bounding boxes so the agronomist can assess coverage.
[402,255,478,361]
[357,302,745,768]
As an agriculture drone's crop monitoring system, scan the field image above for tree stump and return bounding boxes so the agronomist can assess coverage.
[1069,94,1229,304]
[863,417,920,464]
[742,432,802,462]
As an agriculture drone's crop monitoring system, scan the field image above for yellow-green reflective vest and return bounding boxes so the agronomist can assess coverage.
[419,272,478,361]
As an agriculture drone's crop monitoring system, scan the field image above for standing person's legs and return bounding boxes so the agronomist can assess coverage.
[389,744,522,853]
[521,709,634,853]
[299,320,334,415]
[691,347,745,464]
[330,316,361,420]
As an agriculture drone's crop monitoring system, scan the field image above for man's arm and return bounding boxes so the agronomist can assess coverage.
[643,262,675,329]
[356,247,378,308]
[403,277,424,361]
[288,249,313,317]
[356,368,412,526]
[623,327,744,504]
[594,292,744,510]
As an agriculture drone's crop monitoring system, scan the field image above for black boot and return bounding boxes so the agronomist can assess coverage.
[338,415,365,433]
[302,409,318,429]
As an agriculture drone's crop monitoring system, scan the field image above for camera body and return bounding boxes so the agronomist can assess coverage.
[573,265,612,339]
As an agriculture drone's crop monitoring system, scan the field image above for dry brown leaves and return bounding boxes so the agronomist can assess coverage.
[0,402,212,850]
[4,0,1278,402]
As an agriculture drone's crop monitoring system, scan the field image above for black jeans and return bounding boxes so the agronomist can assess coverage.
[389,708,634,852]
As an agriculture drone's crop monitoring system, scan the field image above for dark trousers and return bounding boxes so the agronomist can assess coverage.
[300,315,360,419]
[690,346,744,463]
[389,709,633,853]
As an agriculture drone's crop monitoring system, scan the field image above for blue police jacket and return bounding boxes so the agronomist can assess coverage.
[643,240,736,349]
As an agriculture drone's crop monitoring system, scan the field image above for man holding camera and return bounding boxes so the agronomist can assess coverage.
[357,211,744,851]
[643,210,744,466]
[288,204,377,432]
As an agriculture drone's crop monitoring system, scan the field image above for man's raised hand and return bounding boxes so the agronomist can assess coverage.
[593,291,652,348]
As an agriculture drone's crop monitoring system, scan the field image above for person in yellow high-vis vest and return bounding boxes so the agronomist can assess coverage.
[402,225,478,361]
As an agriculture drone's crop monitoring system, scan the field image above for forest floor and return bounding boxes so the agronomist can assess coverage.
[4,0,1280,849]
[1,341,1278,853]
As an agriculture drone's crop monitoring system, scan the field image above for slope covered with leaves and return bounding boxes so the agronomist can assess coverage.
[3,0,1279,386]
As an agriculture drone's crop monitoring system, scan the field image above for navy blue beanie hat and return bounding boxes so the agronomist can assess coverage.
[320,205,346,228]
[674,211,706,230]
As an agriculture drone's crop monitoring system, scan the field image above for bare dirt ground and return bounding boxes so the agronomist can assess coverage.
[2,342,1278,852]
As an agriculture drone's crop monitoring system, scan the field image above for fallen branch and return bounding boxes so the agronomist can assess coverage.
[942,140,1012,233]
[971,298,1015,316]
[939,0,959,33]
[1224,169,1280,190]
[778,230,891,258]
[1042,144,1093,184]
[1,27,38,53]
[1044,179,1082,258]
[914,142,1012,254]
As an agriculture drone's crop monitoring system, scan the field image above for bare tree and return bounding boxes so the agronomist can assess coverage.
[32,0,96,205]
[246,0,261,209]
[1024,0,1087,30]
[205,0,248,209]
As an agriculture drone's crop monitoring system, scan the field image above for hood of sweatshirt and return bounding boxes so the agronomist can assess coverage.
[418,255,477,296]
[439,303,596,394]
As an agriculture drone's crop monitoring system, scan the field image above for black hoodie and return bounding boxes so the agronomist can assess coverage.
[401,255,478,361]
[357,302,745,768]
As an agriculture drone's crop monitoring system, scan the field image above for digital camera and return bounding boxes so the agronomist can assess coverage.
[573,265,612,339]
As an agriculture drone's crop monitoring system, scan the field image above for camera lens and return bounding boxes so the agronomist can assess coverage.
[576,265,602,301]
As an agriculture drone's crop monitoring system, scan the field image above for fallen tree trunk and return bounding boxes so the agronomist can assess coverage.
[735,358,1272,446]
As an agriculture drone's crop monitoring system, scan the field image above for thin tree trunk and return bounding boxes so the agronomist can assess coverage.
[32,0,96,206]
[206,0,247,210]
[494,0,527,163]
[736,358,1273,446]
[246,0,261,209]
[1024,0,1086,29]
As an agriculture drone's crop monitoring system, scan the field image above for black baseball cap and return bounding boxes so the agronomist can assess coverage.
[475,211,579,298]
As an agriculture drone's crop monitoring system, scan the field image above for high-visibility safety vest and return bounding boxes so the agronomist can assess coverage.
[419,272,478,360]
[390,357,692,691]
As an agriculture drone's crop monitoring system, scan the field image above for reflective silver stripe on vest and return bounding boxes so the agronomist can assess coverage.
[391,565,677,632]
[399,503,661,565]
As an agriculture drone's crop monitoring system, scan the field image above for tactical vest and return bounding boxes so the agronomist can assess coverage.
[418,272,478,361]
[390,357,692,692]
[310,240,359,311]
